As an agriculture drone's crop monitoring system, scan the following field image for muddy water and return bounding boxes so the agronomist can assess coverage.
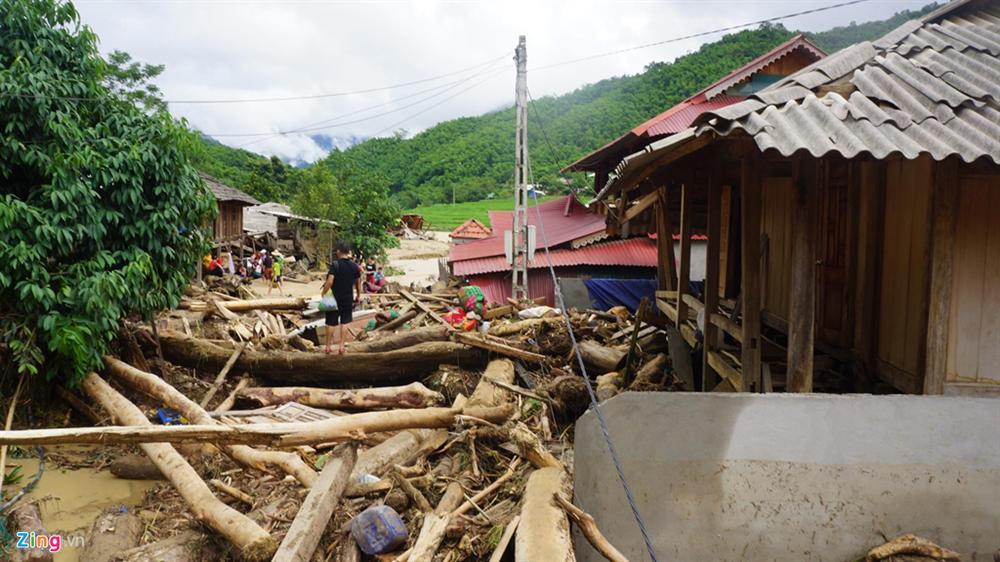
[8,453,155,562]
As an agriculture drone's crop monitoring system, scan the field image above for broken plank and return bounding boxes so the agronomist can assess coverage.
[272,445,356,562]
[199,342,247,408]
[452,332,547,363]
[401,289,452,328]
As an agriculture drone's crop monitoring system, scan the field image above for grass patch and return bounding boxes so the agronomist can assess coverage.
[405,196,556,231]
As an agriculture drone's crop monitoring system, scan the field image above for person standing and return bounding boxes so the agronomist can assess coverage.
[320,242,362,354]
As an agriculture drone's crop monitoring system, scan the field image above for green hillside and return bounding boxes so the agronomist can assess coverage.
[198,3,939,207]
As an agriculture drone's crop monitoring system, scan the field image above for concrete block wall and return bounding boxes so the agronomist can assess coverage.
[573,393,1000,562]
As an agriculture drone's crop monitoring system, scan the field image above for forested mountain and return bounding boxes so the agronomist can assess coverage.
[198,3,939,206]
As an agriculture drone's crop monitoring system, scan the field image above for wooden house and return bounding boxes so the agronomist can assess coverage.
[592,0,1000,396]
[201,172,261,243]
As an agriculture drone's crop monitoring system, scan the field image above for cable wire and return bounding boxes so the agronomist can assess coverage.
[522,96,661,561]
[530,0,872,72]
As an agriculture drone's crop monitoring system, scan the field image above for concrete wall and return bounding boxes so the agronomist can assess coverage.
[573,393,1000,562]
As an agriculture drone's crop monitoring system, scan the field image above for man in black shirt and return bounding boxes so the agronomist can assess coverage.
[320,242,362,354]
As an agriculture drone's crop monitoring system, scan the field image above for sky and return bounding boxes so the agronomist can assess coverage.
[75,0,933,164]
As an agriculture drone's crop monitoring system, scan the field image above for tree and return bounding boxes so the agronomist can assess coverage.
[0,0,214,383]
[291,161,400,262]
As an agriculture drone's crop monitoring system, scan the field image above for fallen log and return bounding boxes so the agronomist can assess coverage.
[272,445,356,562]
[351,325,451,353]
[113,529,217,562]
[160,331,485,384]
[180,297,306,313]
[80,373,276,561]
[109,454,164,480]
[629,353,668,390]
[506,422,561,469]
[467,359,515,408]
[349,429,446,492]
[237,382,443,410]
[406,482,465,562]
[595,372,623,402]
[554,494,628,562]
[374,307,417,332]
[487,317,562,337]
[0,405,510,447]
[578,340,626,374]
[80,510,143,562]
[515,467,574,562]
[105,356,318,487]
[451,332,548,363]
[8,503,53,562]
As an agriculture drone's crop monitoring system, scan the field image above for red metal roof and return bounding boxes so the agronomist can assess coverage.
[452,237,657,277]
[564,34,826,172]
[449,195,607,263]
[449,218,491,240]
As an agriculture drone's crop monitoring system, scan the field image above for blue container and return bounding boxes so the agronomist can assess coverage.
[350,505,408,555]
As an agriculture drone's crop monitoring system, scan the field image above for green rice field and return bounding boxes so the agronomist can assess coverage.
[405,197,554,231]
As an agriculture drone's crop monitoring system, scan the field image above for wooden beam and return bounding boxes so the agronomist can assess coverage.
[656,297,678,324]
[623,189,660,223]
[676,183,693,328]
[740,152,763,392]
[621,297,649,387]
[703,168,722,391]
[707,350,743,390]
[199,342,246,408]
[923,158,959,395]
[681,293,703,312]
[401,289,452,329]
[451,332,548,363]
[710,313,743,343]
[272,445,356,562]
[656,190,678,291]
[787,160,817,393]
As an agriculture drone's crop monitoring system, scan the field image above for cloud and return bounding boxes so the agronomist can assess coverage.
[75,0,930,163]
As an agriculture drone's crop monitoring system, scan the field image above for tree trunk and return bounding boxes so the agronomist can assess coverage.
[351,326,451,352]
[554,494,628,562]
[578,340,625,374]
[407,482,465,562]
[104,356,317,488]
[159,331,485,384]
[629,353,668,389]
[80,373,277,561]
[487,317,562,337]
[8,503,53,562]
[113,530,217,562]
[349,429,447,491]
[237,382,443,410]
[181,297,306,313]
[109,455,164,480]
[467,359,515,408]
[515,467,574,562]
[81,511,143,562]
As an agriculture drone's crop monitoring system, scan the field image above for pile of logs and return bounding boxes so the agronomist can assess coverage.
[3,289,673,561]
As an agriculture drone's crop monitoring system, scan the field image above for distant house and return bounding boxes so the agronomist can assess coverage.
[448,194,658,308]
[243,202,338,237]
[449,218,492,244]
[201,173,260,243]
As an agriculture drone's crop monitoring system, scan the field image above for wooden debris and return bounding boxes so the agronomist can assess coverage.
[555,494,629,562]
[452,331,548,363]
[209,478,254,505]
[181,296,306,313]
[272,445,356,562]
[350,325,451,353]
[238,382,444,410]
[214,376,249,413]
[596,371,623,401]
[865,534,961,562]
[199,342,247,408]
[578,340,626,374]
[159,331,485,384]
[628,353,668,390]
[80,372,277,561]
[109,454,163,480]
[515,467,574,562]
[81,510,143,562]
[7,503,53,562]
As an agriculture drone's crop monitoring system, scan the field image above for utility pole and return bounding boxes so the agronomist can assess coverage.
[510,35,530,300]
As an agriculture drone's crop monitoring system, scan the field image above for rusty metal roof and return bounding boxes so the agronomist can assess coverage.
[200,173,261,206]
[597,0,1000,201]
[449,218,492,240]
[563,34,825,173]
[452,237,658,276]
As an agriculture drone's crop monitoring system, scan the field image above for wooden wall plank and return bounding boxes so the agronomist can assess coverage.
[787,161,817,393]
[923,159,959,394]
[702,170,722,392]
[976,179,1000,383]
[740,153,763,392]
[903,158,933,376]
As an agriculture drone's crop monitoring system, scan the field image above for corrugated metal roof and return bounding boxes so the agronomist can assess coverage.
[200,173,261,206]
[449,195,607,262]
[452,237,658,276]
[563,35,825,172]
[598,0,1000,200]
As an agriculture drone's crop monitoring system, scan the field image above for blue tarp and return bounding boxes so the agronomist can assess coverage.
[583,278,658,314]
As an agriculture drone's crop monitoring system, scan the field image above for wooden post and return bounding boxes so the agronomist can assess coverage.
[656,189,677,291]
[787,160,818,393]
[676,183,693,327]
[923,158,959,394]
[740,152,762,392]
[702,168,722,391]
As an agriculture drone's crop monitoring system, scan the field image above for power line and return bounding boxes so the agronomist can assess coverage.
[530,0,873,72]
[212,60,510,140]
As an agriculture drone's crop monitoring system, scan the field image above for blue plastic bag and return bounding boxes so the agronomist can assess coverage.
[350,505,408,555]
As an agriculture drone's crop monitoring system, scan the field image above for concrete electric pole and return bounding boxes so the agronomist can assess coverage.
[510,35,531,300]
